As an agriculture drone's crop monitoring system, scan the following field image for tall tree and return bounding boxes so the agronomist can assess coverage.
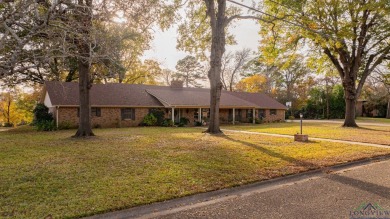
[235,74,267,93]
[1,0,180,137]
[221,48,252,91]
[175,55,205,87]
[372,67,390,118]
[178,0,266,134]
[261,0,390,127]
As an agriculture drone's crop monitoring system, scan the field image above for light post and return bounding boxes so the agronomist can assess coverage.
[295,113,308,142]
[300,113,303,134]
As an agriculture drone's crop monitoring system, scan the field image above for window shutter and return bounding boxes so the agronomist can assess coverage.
[132,109,135,120]
[121,109,125,120]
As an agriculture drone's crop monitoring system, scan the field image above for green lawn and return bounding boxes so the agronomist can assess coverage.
[1,127,390,218]
[222,122,390,145]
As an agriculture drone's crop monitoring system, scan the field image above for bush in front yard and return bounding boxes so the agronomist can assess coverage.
[162,119,174,127]
[141,114,158,126]
[179,117,189,125]
[32,104,55,131]
[36,120,56,131]
[33,104,53,124]
[148,108,165,126]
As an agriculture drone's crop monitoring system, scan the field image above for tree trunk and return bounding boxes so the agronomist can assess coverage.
[386,99,390,119]
[204,0,226,134]
[325,78,330,119]
[73,60,94,137]
[6,93,11,124]
[326,95,330,119]
[73,0,94,137]
[343,89,358,127]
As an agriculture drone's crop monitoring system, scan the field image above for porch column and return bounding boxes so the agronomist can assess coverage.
[198,108,202,122]
[171,107,175,123]
[253,108,256,124]
[233,108,235,125]
[56,106,59,128]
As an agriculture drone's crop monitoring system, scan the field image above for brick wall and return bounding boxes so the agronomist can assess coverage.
[57,107,151,128]
[262,109,285,122]
[57,107,78,127]
[57,107,286,128]
[178,108,196,125]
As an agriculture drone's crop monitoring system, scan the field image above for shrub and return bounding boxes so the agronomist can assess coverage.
[288,116,295,120]
[3,122,13,127]
[255,118,262,124]
[195,121,202,126]
[162,119,174,127]
[33,103,53,125]
[58,122,73,130]
[179,117,189,126]
[149,109,165,126]
[94,124,102,129]
[141,114,158,126]
[36,120,56,131]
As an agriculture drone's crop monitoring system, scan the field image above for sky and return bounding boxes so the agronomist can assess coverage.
[143,18,261,70]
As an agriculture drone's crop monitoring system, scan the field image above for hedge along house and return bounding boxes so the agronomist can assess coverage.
[42,81,287,128]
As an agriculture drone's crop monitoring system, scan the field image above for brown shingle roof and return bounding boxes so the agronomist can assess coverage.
[146,87,257,108]
[226,91,288,110]
[45,81,163,107]
[44,81,286,109]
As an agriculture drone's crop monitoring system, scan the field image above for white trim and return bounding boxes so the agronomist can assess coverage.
[171,107,175,123]
[44,92,53,108]
[233,108,235,125]
[56,106,59,128]
[253,108,256,124]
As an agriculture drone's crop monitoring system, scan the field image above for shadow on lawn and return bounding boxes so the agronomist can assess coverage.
[326,174,390,200]
[219,135,319,169]
[355,126,390,133]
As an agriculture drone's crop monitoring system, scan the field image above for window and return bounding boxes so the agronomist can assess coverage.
[270,109,277,115]
[77,107,101,117]
[258,109,265,118]
[121,108,135,120]
[91,107,101,117]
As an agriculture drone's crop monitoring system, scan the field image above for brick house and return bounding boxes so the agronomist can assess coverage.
[42,81,287,128]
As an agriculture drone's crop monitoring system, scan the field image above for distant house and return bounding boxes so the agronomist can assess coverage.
[41,81,287,128]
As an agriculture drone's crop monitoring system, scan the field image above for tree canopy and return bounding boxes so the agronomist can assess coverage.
[259,0,390,126]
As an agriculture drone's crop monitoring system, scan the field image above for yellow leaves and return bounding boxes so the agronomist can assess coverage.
[235,75,268,93]
[0,91,34,126]
[308,22,318,30]
[335,41,343,49]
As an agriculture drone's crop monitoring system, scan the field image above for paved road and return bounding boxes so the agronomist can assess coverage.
[287,119,390,127]
[87,157,390,219]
